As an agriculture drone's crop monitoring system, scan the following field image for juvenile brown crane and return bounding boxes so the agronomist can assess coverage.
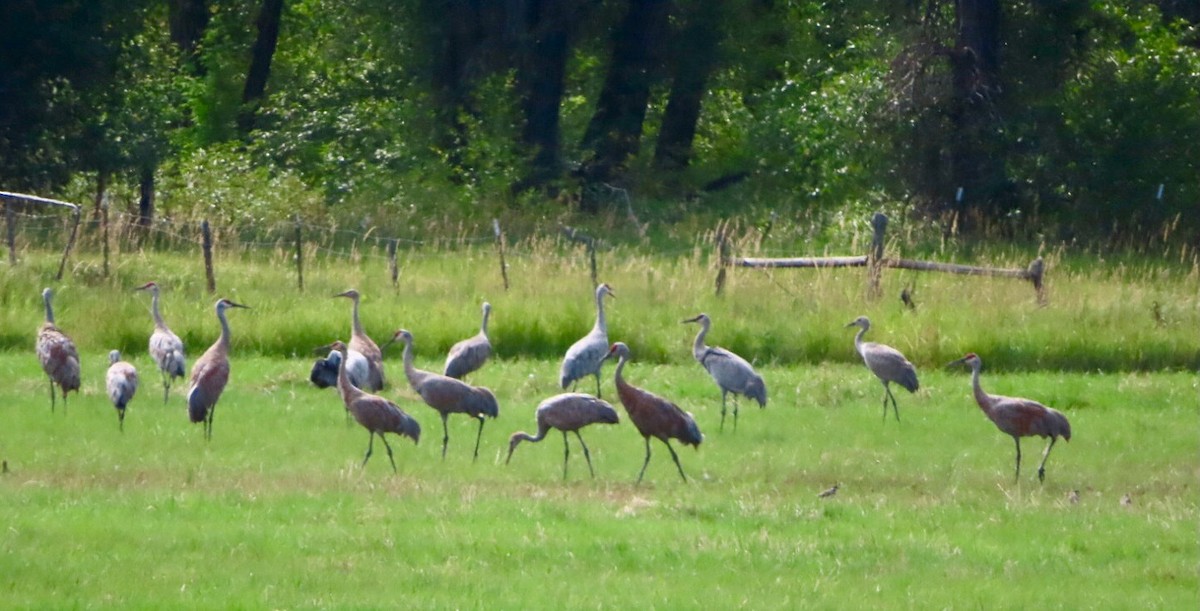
[443,301,493,380]
[846,316,919,423]
[335,289,385,391]
[135,281,186,403]
[387,329,499,461]
[105,350,139,432]
[560,283,615,396]
[36,287,81,413]
[328,341,420,472]
[682,313,766,431]
[505,392,620,480]
[602,342,703,484]
[187,298,249,440]
[948,353,1072,483]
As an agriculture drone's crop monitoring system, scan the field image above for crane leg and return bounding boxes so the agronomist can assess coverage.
[594,373,602,399]
[62,390,69,415]
[472,416,486,462]
[48,378,56,413]
[118,409,125,433]
[561,430,571,480]
[380,434,398,474]
[733,397,740,431]
[664,440,688,483]
[440,414,450,460]
[362,432,375,467]
[1013,437,1022,482]
[1036,437,1057,483]
[575,431,595,479]
[719,392,728,432]
[205,408,215,441]
[883,384,900,423]
[636,437,652,484]
[162,372,171,404]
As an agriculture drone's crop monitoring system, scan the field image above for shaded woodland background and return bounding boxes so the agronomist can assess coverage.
[1,0,1197,243]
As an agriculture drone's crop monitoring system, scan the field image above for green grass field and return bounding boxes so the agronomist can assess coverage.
[1,350,1195,608]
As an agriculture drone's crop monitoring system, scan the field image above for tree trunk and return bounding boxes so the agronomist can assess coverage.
[654,0,723,172]
[238,0,285,136]
[512,0,572,192]
[421,0,489,177]
[948,0,1005,222]
[169,0,210,75]
[137,164,155,228]
[578,0,672,191]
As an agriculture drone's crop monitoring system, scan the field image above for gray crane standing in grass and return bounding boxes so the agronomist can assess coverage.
[328,340,420,473]
[135,282,186,403]
[846,316,919,423]
[948,353,1072,483]
[187,298,249,440]
[36,287,80,413]
[387,329,499,461]
[602,342,702,484]
[105,350,139,432]
[682,313,766,431]
[443,301,492,380]
[505,392,620,480]
[560,283,615,397]
[335,289,385,391]
[310,345,370,391]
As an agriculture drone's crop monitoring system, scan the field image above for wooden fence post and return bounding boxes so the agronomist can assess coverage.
[867,212,888,299]
[293,214,304,292]
[201,219,216,294]
[5,200,16,265]
[387,239,399,290]
[493,219,509,291]
[715,220,730,296]
[55,208,81,281]
[101,195,110,278]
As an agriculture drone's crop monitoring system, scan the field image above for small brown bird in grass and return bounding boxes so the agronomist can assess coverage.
[1067,489,1080,504]
[506,392,619,480]
[328,341,420,473]
[602,342,702,484]
[818,484,840,498]
[36,288,80,413]
[948,353,1071,483]
[1120,493,1133,507]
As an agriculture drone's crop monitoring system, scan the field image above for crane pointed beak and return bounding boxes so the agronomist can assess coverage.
[228,301,251,310]
[313,343,335,355]
[681,315,700,324]
[945,358,966,368]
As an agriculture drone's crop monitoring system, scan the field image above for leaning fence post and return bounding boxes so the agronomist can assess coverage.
[715,221,730,297]
[493,219,510,291]
[293,214,304,292]
[1028,257,1046,306]
[387,238,399,290]
[55,207,81,281]
[201,219,216,294]
[867,212,888,299]
[101,194,110,278]
[5,199,16,265]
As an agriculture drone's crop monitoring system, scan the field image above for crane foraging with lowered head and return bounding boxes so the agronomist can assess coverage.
[506,392,620,480]
[334,289,385,391]
[560,283,615,396]
[135,282,186,403]
[682,313,766,431]
[846,316,919,423]
[947,352,1072,483]
[443,301,493,380]
[187,298,249,440]
[36,287,80,413]
[105,350,139,431]
[328,341,420,473]
[602,342,703,484]
[386,329,499,461]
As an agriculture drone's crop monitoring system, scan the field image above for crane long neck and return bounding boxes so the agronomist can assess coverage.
[401,338,423,386]
[613,354,629,388]
[335,348,361,403]
[150,290,167,328]
[480,307,490,335]
[514,423,550,445]
[350,296,364,337]
[691,320,710,358]
[853,326,868,354]
[216,306,232,349]
[43,293,54,325]
[593,290,608,334]
[970,362,991,413]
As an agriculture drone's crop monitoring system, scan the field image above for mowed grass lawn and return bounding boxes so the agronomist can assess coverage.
[0,350,1195,608]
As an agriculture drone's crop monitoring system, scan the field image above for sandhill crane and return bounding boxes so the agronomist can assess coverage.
[328,341,420,472]
[846,316,919,423]
[387,329,499,461]
[105,350,139,431]
[135,282,186,403]
[682,313,766,431]
[560,283,615,396]
[443,301,492,380]
[602,342,702,484]
[36,288,80,413]
[505,392,620,480]
[947,353,1071,483]
[187,298,249,440]
[334,289,385,391]
[310,345,370,390]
